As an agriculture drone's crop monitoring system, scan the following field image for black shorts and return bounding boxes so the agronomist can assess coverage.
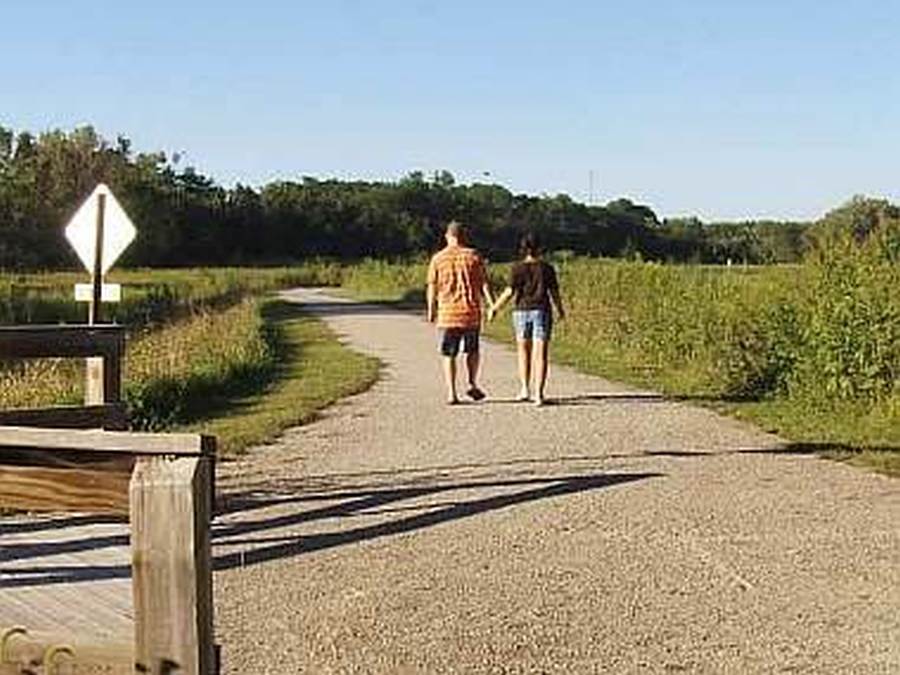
[439,328,480,357]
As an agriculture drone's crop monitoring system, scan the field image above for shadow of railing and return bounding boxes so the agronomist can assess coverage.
[0,467,660,587]
[7,437,893,588]
[211,471,660,570]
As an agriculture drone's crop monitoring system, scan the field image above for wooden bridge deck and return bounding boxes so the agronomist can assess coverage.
[0,512,133,645]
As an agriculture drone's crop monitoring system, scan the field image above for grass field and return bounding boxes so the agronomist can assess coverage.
[3,255,896,474]
[187,301,379,455]
[0,264,373,455]
[341,256,899,477]
[0,264,343,325]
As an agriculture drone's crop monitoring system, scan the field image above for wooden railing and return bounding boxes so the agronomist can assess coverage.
[0,427,217,675]
[1,325,218,674]
[0,325,126,430]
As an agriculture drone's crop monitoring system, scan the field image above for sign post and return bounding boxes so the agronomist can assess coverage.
[91,192,106,325]
[65,184,136,404]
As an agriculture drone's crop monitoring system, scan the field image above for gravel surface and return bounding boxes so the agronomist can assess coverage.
[214,288,900,674]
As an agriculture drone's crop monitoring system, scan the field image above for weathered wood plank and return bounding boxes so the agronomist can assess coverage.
[103,352,121,404]
[0,404,127,431]
[0,427,214,457]
[0,465,132,513]
[0,626,133,674]
[0,447,134,471]
[86,355,106,406]
[131,455,215,675]
[0,325,124,360]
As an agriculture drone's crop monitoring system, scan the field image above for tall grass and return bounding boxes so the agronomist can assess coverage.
[339,247,899,453]
[125,299,276,430]
[342,259,427,303]
[0,263,347,433]
[0,298,276,429]
[0,263,344,326]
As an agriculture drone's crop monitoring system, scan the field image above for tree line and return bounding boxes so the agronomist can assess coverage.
[1,125,812,270]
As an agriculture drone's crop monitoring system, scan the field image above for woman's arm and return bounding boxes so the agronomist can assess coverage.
[546,263,565,319]
[549,287,566,320]
[489,286,514,321]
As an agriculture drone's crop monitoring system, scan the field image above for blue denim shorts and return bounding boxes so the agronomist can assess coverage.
[439,328,480,356]
[512,308,552,341]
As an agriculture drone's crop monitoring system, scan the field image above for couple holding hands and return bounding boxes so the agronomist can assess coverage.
[426,221,566,406]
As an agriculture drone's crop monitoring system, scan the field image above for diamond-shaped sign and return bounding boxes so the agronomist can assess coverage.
[65,183,136,275]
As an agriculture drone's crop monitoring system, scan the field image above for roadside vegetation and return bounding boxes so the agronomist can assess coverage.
[342,198,900,476]
[187,301,378,455]
[0,265,377,455]
[1,124,895,472]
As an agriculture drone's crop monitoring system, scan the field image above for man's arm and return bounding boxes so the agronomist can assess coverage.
[490,286,514,320]
[482,280,496,310]
[479,257,495,317]
[426,257,438,323]
[426,282,437,323]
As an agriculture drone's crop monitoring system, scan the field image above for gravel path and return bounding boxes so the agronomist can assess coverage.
[214,288,899,674]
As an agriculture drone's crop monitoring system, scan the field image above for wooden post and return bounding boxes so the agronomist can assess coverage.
[86,192,107,406]
[85,357,105,405]
[90,192,106,326]
[89,321,122,407]
[103,329,124,405]
[130,455,215,675]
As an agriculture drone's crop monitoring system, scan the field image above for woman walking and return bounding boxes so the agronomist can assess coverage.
[489,233,566,405]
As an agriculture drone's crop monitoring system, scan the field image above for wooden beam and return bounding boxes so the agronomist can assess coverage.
[0,404,127,431]
[0,446,134,470]
[0,427,215,515]
[0,427,214,457]
[0,324,124,405]
[0,464,132,513]
[0,325,124,360]
[131,455,216,675]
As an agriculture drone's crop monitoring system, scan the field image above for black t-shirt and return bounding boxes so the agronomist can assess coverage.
[509,260,559,311]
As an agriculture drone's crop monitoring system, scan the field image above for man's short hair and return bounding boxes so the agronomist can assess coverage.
[446,220,465,240]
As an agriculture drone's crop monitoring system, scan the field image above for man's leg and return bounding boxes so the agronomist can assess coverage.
[466,348,480,389]
[439,329,462,403]
[464,330,486,401]
[443,355,458,403]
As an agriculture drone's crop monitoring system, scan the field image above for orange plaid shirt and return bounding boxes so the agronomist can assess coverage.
[427,244,487,329]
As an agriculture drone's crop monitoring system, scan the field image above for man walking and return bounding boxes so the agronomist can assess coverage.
[427,221,495,404]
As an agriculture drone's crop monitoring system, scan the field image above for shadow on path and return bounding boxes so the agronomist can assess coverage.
[0,469,659,587]
[9,438,870,588]
[0,514,126,537]
[739,441,900,456]
[211,471,659,570]
[538,393,666,406]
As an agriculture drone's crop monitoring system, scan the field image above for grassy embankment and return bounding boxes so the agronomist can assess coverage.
[341,256,899,477]
[1,266,378,455]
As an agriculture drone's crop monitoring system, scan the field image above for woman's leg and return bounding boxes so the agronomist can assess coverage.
[517,339,532,399]
[533,339,549,404]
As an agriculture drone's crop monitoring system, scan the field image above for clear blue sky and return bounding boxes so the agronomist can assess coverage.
[3,1,899,220]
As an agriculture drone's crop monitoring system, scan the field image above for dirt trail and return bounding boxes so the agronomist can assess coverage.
[215,288,900,674]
